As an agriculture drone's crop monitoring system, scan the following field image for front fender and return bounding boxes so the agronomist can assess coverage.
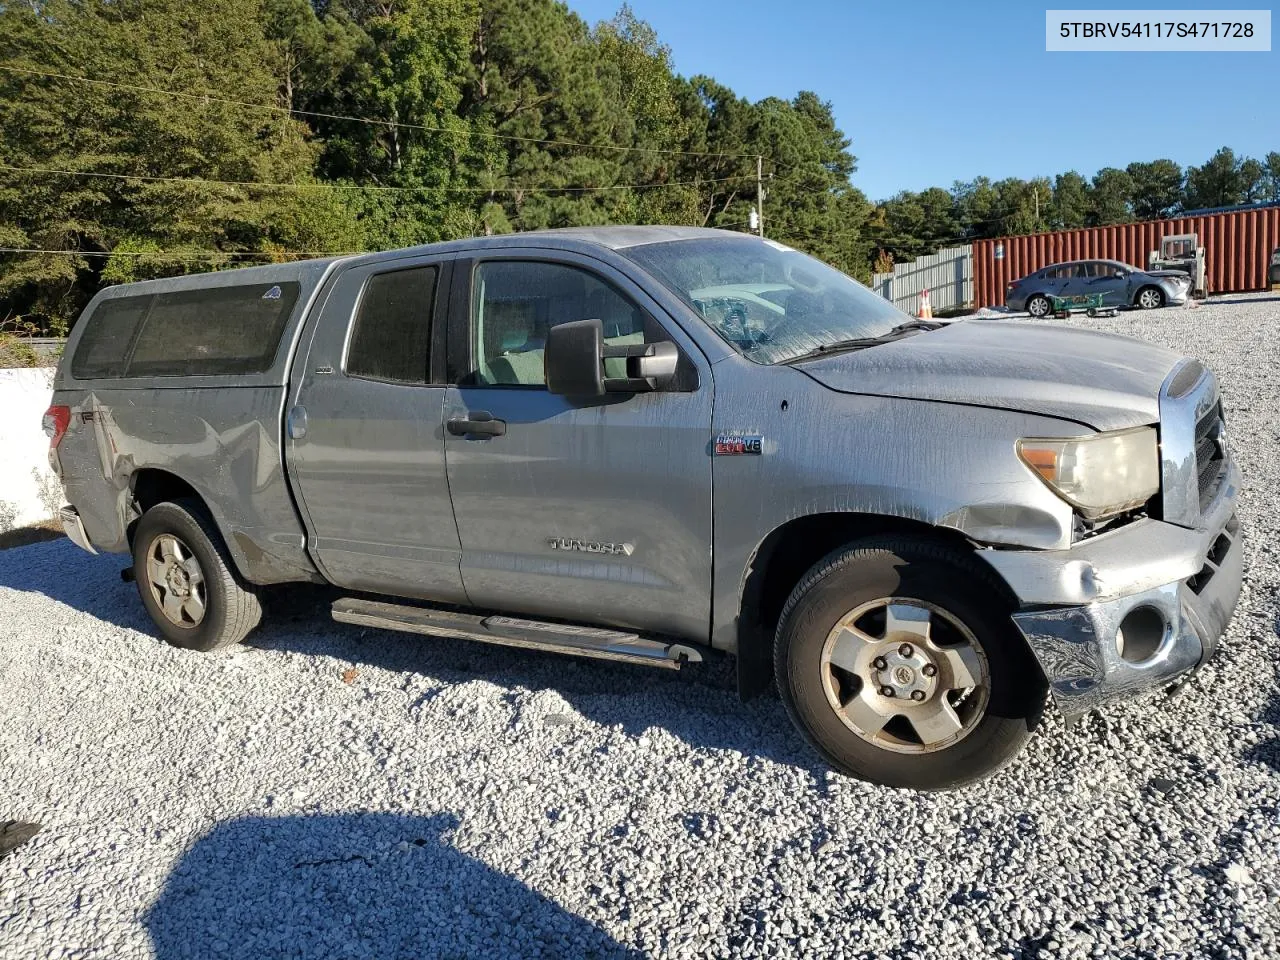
[709,366,1084,652]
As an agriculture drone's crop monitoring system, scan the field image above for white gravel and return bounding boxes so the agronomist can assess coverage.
[2,293,1279,959]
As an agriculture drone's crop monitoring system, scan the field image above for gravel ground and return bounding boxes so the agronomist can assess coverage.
[1,293,1278,960]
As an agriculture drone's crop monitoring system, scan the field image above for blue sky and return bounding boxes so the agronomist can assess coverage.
[564,0,1278,200]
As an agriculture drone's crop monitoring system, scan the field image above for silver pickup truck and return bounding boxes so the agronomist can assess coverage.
[46,227,1242,790]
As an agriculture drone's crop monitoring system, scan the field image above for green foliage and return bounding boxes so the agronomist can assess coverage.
[0,312,45,367]
[1088,167,1134,225]
[2,0,1277,329]
[1126,159,1183,220]
[1265,152,1280,203]
[1049,171,1090,229]
[1,0,874,327]
[0,0,359,330]
[1184,147,1246,210]
[0,334,41,368]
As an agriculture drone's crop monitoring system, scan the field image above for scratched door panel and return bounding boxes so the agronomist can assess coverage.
[443,386,712,639]
[286,255,467,602]
[441,253,714,641]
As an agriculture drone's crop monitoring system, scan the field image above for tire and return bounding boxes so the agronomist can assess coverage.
[1135,286,1165,310]
[774,537,1045,790]
[1025,294,1051,318]
[132,499,262,652]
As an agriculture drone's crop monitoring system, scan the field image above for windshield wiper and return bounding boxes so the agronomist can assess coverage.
[782,318,943,364]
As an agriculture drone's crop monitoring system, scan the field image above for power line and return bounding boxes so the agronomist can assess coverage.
[0,64,767,162]
[0,220,760,260]
[0,162,752,195]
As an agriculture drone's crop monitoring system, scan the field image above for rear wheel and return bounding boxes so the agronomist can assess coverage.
[774,538,1045,790]
[1136,286,1165,310]
[132,499,262,652]
[1025,294,1051,318]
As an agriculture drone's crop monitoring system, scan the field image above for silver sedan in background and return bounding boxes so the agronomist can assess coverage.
[1007,259,1192,317]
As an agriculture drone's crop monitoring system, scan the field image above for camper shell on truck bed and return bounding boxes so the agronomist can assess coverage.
[54,257,339,585]
[47,227,1243,791]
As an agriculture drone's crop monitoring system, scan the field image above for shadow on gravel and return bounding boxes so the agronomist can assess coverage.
[1205,295,1280,306]
[248,591,828,778]
[146,812,640,959]
[0,536,155,633]
[1242,613,1280,774]
[0,539,828,778]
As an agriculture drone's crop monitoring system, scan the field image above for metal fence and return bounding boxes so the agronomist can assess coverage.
[973,206,1280,307]
[872,245,973,314]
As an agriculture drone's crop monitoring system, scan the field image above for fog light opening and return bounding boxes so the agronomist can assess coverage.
[1116,606,1168,664]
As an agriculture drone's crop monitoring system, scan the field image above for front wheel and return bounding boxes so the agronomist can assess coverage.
[132,499,262,652]
[774,538,1045,790]
[1136,286,1165,310]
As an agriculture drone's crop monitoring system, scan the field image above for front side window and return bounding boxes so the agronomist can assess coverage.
[467,261,651,387]
[346,266,437,384]
[622,236,909,365]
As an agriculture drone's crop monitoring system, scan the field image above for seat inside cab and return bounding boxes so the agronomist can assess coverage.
[475,264,647,386]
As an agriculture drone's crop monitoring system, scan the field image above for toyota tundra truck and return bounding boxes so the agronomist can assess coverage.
[45,227,1243,790]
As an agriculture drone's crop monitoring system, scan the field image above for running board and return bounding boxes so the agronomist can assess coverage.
[331,598,703,670]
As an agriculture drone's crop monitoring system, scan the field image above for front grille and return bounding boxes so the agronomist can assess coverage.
[1194,402,1227,511]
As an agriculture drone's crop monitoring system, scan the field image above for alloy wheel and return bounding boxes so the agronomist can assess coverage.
[146,534,207,627]
[820,598,990,754]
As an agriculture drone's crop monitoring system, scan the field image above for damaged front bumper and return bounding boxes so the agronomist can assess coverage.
[979,460,1242,716]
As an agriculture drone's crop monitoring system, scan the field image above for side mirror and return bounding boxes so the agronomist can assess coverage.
[545,318,604,396]
[545,319,679,397]
[604,340,678,392]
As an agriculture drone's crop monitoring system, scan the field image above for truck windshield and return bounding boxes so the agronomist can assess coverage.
[623,236,912,364]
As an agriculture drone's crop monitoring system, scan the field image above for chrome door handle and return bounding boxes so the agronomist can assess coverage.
[447,411,507,438]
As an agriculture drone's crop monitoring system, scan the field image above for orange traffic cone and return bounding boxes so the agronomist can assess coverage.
[918,288,933,320]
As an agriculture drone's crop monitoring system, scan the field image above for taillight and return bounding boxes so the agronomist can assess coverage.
[43,404,70,448]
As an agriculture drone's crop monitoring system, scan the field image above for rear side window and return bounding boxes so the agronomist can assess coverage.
[128,284,299,377]
[71,282,300,379]
[346,266,437,384]
[70,296,150,379]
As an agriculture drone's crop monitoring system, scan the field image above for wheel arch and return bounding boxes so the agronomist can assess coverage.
[1134,284,1165,307]
[1025,292,1051,315]
[735,512,1002,699]
[126,468,248,577]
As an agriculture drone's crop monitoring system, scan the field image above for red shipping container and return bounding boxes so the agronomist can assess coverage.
[974,207,1280,308]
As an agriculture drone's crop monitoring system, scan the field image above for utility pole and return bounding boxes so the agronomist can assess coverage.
[756,155,765,238]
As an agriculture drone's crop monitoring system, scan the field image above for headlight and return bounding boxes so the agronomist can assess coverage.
[1017,427,1160,520]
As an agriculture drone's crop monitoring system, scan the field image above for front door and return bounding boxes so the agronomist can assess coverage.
[442,252,714,641]
[1084,261,1131,306]
[286,255,467,603]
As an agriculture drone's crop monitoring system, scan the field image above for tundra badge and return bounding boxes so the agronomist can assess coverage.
[547,537,635,557]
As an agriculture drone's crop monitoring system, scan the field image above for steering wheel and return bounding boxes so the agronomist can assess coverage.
[693,296,775,347]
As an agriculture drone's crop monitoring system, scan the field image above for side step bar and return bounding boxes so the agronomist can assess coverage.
[331,597,704,670]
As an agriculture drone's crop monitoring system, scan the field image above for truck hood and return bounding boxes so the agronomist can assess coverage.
[795,318,1182,431]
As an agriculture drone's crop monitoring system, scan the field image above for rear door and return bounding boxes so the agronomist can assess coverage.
[286,254,467,602]
[1055,263,1090,298]
[1037,265,1069,299]
[440,251,714,641]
